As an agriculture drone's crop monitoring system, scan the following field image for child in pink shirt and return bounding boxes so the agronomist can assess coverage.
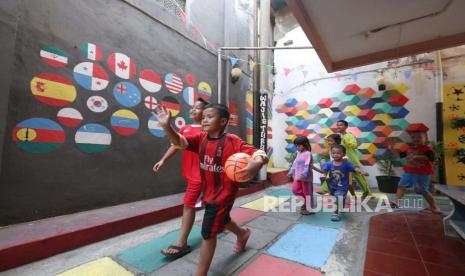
[288,136,324,215]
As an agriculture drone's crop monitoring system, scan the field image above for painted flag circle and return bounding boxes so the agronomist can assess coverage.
[164,73,183,94]
[175,117,186,130]
[30,73,77,107]
[12,118,65,153]
[40,47,68,67]
[148,114,165,137]
[57,108,83,127]
[198,81,212,100]
[113,82,141,107]
[75,124,111,153]
[139,69,162,93]
[185,73,196,86]
[183,87,198,106]
[144,96,158,110]
[87,96,108,113]
[111,109,139,136]
[80,42,103,61]
[161,96,180,117]
[107,52,136,79]
[73,62,109,91]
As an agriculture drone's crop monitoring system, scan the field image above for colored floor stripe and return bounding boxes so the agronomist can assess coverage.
[268,188,293,197]
[241,196,290,212]
[230,207,264,225]
[57,257,133,276]
[116,225,202,272]
[299,210,345,229]
[267,224,339,269]
[239,254,322,276]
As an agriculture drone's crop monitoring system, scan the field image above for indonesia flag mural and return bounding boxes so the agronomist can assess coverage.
[30,73,77,107]
[139,69,162,93]
[57,108,83,127]
[40,47,68,67]
[111,109,139,136]
[107,52,136,79]
[75,124,112,153]
[73,62,109,91]
[148,114,166,137]
[80,42,103,61]
[12,118,65,153]
[164,73,183,94]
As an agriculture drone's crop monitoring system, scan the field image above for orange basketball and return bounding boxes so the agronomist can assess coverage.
[224,153,251,183]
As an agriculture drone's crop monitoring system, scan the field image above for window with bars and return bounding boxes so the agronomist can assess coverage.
[152,0,186,18]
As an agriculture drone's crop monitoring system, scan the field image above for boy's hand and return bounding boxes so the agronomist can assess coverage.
[238,157,265,179]
[152,104,171,129]
[153,160,164,172]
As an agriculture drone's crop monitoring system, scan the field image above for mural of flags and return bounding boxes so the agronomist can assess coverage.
[111,109,139,136]
[12,118,65,153]
[183,87,198,106]
[75,124,112,153]
[161,96,181,117]
[139,69,162,93]
[107,52,136,79]
[148,114,166,137]
[57,108,83,128]
[40,47,68,67]
[73,62,109,91]
[30,73,77,107]
[113,82,141,108]
[197,81,212,100]
[164,73,183,94]
[80,42,103,61]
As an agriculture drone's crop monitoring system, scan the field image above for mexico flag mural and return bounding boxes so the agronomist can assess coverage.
[183,87,198,106]
[57,108,83,127]
[139,69,162,93]
[40,47,68,67]
[198,81,212,100]
[148,114,165,137]
[161,96,180,117]
[12,118,65,153]
[75,124,111,153]
[113,82,141,107]
[111,109,139,136]
[73,62,109,91]
[80,42,103,61]
[107,52,136,79]
[30,73,77,107]
[164,73,183,94]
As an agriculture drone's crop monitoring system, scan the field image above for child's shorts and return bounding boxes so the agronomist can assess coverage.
[330,189,348,208]
[201,202,234,239]
[398,172,431,195]
[183,179,202,208]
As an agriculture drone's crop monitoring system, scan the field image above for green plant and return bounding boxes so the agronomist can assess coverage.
[375,150,398,177]
[451,117,465,129]
[285,152,297,168]
[318,152,330,163]
[428,141,444,168]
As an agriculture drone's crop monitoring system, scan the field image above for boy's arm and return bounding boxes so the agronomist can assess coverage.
[312,164,325,174]
[151,106,186,147]
[355,167,369,176]
[341,133,357,149]
[153,146,179,172]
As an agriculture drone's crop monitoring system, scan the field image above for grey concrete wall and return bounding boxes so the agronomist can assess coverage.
[0,0,253,225]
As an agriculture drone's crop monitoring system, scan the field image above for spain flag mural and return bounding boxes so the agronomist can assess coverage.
[30,73,77,107]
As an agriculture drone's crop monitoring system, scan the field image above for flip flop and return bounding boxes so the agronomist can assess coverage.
[161,244,192,258]
[234,228,251,253]
[331,213,341,221]
[420,208,445,216]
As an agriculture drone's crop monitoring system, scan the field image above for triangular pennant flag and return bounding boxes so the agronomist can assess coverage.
[190,26,200,40]
[283,68,291,77]
[230,57,238,67]
[249,60,256,71]
[335,72,342,81]
[201,36,208,48]
[403,68,412,79]
[266,65,273,74]
[179,9,187,26]
[207,41,216,51]
[302,70,309,78]
[351,73,358,81]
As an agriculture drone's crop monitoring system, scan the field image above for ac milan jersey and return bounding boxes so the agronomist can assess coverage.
[184,132,257,205]
[179,125,202,182]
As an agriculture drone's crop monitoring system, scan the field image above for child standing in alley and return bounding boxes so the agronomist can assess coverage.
[288,136,323,215]
[153,103,268,276]
[153,98,208,258]
[321,145,356,222]
[389,124,442,214]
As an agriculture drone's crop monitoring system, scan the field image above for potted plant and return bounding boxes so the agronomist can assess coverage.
[375,149,400,193]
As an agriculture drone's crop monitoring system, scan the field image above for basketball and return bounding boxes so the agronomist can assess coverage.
[224,153,251,183]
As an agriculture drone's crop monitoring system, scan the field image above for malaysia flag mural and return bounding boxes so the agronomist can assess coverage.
[164,73,183,94]
[139,69,162,93]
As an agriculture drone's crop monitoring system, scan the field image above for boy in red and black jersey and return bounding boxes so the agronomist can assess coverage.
[153,103,268,276]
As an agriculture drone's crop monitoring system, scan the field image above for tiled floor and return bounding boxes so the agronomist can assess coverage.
[364,211,465,276]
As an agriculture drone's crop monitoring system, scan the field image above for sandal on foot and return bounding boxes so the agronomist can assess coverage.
[420,208,445,216]
[301,209,315,215]
[234,228,251,253]
[331,213,341,221]
[161,244,192,258]
[389,201,398,208]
